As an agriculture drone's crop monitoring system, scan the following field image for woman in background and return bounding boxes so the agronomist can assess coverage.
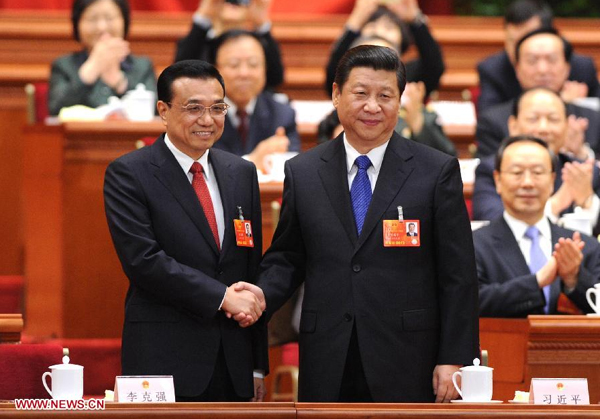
[48,0,156,115]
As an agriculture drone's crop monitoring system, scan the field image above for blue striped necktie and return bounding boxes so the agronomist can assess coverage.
[525,226,551,313]
[350,155,372,235]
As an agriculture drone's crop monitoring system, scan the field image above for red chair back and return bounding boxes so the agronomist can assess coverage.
[34,82,49,123]
[0,343,63,400]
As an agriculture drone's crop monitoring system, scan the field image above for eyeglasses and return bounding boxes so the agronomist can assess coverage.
[500,167,552,181]
[168,102,230,117]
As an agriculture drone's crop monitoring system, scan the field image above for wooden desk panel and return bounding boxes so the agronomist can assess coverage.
[2,402,600,418]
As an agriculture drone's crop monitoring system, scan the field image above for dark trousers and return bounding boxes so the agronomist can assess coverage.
[338,324,373,402]
[176,344,248,402]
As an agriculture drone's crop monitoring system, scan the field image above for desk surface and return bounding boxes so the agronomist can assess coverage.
[2,402,600,418]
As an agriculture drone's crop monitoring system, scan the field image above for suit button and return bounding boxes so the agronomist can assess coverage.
[344,313,353,322]
[218,271,224,276]
[352,264,361,272]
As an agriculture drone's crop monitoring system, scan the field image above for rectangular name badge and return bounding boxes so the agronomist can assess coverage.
[114,376,175,403]
[529,378,589,405]
[383,219,420,247]
[234,219,254,247]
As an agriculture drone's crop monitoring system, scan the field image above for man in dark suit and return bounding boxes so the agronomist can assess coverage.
[407,222,418,236]
[476,28,600,158]
[104,60,268,402]
[174,0,284,91]
[473,87,600,236]
[474,136,600,317]
[238,45,479,403]
[211,30,300,173]
[476,0,600,114]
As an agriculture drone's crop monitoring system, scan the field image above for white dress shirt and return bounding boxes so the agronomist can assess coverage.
[343,134,390,192]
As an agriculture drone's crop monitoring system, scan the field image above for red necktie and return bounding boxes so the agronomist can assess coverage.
[190,162,220,251]
[237,108,248,152]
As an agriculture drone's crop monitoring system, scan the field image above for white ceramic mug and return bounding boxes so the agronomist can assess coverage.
[451,358,493,402]
[123,83,155,122]
[558,212,592,236]
[42,356,84,400]
[586,283,600,314]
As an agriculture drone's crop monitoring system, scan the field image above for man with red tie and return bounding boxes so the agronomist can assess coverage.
[104,60,267,402]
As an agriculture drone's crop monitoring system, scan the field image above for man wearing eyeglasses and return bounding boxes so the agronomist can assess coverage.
[474,135,600,317]
[212,30,300,173]
[473,87,600,236]
[104,60,268,402]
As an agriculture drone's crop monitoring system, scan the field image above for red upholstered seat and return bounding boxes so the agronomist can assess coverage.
[281,342,299,366]
[0,343,63,400]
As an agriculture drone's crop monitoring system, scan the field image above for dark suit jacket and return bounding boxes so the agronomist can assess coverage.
[103,135,267,398]
[174,21,284,90]
[257,132,480,402]
[213,92,300,156]
[472,153,600,233]
[477,50,600,114]
[49,51,156,116]
[474,217,600,317]
[475,99,600,158]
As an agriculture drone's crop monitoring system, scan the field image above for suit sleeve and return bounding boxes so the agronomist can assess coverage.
[476,61,505,114]
[562,238,600,314]
[433,158,480,365]
[257,161,307,316]
[472,157,504,221]
[48,57,95,116]
[246,165,269,373]
[475,107,507,158]
[175,21,210,62]
[285,108,301,152]
[103,158,227,319]
[405,22,445,97]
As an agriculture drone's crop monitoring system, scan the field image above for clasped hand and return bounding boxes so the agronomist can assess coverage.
[221,281,266,327]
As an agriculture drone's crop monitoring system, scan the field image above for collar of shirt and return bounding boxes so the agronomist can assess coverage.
[503,211,552,263]
[343,133,389,175]
[164,133,213,183]
[226,96,257,129]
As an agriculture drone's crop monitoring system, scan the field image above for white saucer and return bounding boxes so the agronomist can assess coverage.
[451,400,503,404]
[508,400,530,404]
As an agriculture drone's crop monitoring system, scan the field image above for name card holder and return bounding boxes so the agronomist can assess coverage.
[529,378,589,405]
[114,375,175,403]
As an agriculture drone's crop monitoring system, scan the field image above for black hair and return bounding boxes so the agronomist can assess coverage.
[494,135,557,173]
[514,27,572,63]
[157,60,225,103]
[505,0,553,27]
[72,0,130,42]
[210,29,265,64]
[365,6,412,54]
[334,45,406,94]
[317,110,340,144]
[511,87,567,118]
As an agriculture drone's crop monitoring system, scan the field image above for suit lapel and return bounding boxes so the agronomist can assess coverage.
[356,134,414,250]
[209,150,236,260]
[492,219,531,277]
[318,137,358,247]
[151,136,220,256]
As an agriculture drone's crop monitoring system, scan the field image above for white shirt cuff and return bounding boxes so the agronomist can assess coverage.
[192,13,212,29]
[253,370,265,379]
[575,194,600,228]
[218,289,227,311]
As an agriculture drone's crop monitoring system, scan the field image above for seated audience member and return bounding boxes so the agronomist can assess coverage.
[48,0,156,116]
[324,0,444,98]
[477,0,600,113]
[473,88,600,234]
[211,30,299,172]
[476,28,600,158]
[475,136,600,317]
[175,0,283,91]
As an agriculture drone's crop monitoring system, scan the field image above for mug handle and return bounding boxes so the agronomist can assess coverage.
[451,371,463,398]
[42,372,53,398]
[587,288,598,312]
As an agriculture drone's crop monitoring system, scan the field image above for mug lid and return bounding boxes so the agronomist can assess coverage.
[460,358,493,371]
[49,355,83,370]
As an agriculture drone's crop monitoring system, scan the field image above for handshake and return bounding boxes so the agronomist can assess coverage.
[221,282,266,327]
